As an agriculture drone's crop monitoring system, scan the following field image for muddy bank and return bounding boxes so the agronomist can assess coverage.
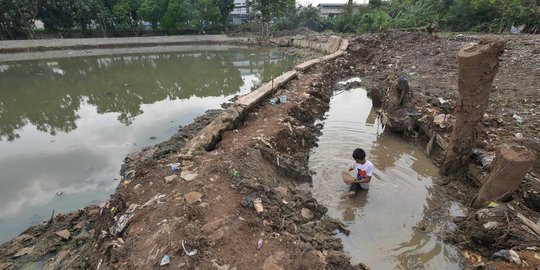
[0,35,361,269]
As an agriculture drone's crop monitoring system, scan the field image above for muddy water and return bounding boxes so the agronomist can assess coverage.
[0,47,294,244]
[309,83,464,269]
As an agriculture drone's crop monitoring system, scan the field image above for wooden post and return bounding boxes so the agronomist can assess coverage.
[472,145,536,208]
[441,40,505,175]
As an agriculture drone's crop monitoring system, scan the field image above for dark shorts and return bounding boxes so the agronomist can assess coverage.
[349,183,368,193]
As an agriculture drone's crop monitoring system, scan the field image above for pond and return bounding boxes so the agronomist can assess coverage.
[308,82,465,269]
[0,46,295,244]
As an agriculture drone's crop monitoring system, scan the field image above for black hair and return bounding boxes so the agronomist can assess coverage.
[352,148,366,160]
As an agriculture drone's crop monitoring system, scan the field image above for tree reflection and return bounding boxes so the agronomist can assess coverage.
[0,48,293,141]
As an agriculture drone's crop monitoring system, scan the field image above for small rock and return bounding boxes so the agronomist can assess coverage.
[254,198,264,213]
[185,192,203,203]
[181,171,197,182]
[209,226,229,242]
[199,202,210,208]
[274,186,288,197]
[0,263,12,270]
[14,234,33,244]
[133,184,142,190]
[55,229,71,240]
[13,246,34,258]
[483,221,502,229]
[301,208,314,219]
[164,175,177,184]
[202,218,227,234]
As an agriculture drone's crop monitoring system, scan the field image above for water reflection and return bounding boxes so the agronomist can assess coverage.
[0,48,294,244]
[309,86,462,269]
[0,49,291,141]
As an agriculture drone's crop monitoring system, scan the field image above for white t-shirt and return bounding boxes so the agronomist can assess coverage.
[351,160,374,189]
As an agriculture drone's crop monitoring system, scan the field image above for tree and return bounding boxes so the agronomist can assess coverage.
[37,0,76,32]
[214,0,234,31]
[0,0,39,39]
[160,0,190,32]
[249,0,295,23]
[139,0,166,29]
[297,5,322,31]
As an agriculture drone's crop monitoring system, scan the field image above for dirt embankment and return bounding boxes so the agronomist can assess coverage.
[1,32,539,270]
[0,37,361,269]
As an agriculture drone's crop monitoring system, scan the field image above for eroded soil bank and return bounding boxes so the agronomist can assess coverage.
[1,32,539,269]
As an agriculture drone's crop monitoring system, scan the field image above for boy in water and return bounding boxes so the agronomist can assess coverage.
[342,148,374,198]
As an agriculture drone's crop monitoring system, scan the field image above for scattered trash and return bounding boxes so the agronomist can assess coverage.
[510,25,519,34]
[254,198,264,213]
[149,136,157,140]
[160,255,170,266]
[242,197,254,208]
[181,240,198,256]
[515,133,524,139]
[56,191,63,196]
[269,98,278,105]
[437,97,448,104]
[111,213,133,235]
[170,163,180,171]
[122,180,129,188]
[269,96,287,105]
[143,194,166,207]
[232,169,238,177]
[464,250,483,265]
[123,83,130,87]
[279,95,287,103]
[488,201,500,208]
[133,183,142,190]
[483,221,502,229]
[96,259,103,270]
[433,114,446,127]
[535,252,540,260]
[111,206,117,213]
[493,249,521,264]
[513,114,524,124]
[257,239,264,250]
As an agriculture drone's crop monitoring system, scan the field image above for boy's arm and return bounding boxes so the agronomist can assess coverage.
[357,175,372,183]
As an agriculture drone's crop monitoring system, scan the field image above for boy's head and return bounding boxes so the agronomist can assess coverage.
[352,148,366,163]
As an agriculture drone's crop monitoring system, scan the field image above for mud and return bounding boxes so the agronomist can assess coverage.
[1,32,539,269]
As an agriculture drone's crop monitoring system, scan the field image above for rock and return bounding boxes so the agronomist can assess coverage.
[164,175,177,184]
[483,221,502,229]
[181,171,197,182]
[209,226,229,242]
[274,186,288,197]
[133,183,142,190]
[254,198,264,213]
[199,202,210,208]
[301,208,314,219]
[0,263,13,270]
[55,229,71,240]
[263,251,285,270]
[185,192,203,203]
[13,246,34,258]
[202,218,227,234]
[14,234,33,244]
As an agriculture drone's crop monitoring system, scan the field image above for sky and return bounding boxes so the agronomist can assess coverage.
[298,0,368,6]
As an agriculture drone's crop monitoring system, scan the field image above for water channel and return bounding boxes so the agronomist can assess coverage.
[309,81,465,269]
[0,46,295,244]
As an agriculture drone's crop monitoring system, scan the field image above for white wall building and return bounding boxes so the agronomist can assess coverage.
[230,0,251,25]
[317,3,363,19]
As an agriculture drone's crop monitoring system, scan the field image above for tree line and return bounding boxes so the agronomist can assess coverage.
[1,0,539,39]
[282,0,539,34]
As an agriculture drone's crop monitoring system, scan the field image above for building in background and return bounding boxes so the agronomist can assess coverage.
[317,3,363,19]
[229,0,251,25]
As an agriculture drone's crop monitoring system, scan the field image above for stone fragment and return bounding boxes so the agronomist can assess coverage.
[13,246,34,258]
[202,218,227,234]
[181,171,197,182]
[301,208,314,219]
[274,186,288,197]
[133,183,142,190]
[263,251,285,270]
[55,229,71,240]
[185,192,203,203]
[14,234,33,244]
[209,226,229,242]
[164,175,177,184]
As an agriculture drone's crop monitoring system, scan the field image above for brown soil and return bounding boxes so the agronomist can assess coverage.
[1,32,539,270]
